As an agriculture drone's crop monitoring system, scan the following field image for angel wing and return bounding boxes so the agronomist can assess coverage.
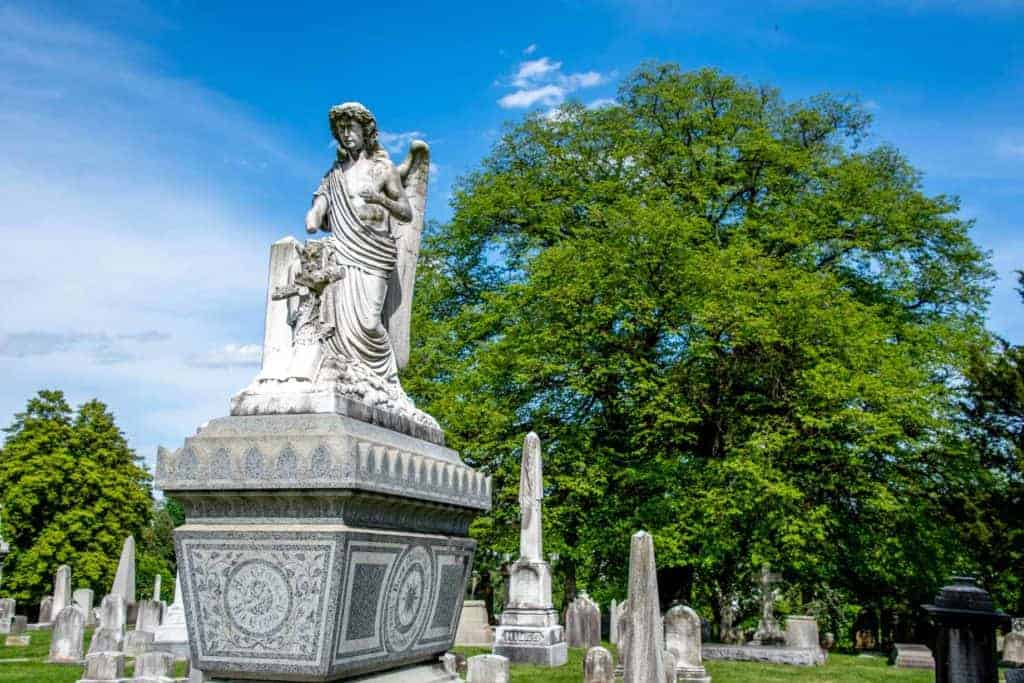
[384,140,430,371]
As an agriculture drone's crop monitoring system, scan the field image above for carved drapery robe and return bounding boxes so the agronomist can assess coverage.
[314,157,400,383]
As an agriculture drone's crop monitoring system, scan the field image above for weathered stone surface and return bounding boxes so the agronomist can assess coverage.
[112,537,136,606]
[80,652,125,681]
[99,594,127,634]
[0,598,15,623]
[752,565,784,646]
[784,615,820,650]
[702,644,823,666]
[4,635,30,646]
[492,433,566,667]
[466,654,509,683]
[49,605,86,662]
[665,605,711,683]
[135,650,175,679]
[53,564,72,616]
[124,629,155,656]
[151,574,162,603]
[923,576,1006,683]
[622,531,665,683]
[584,646,614,683]
[454,600,493,646]
[153,571,189,658]
[38,595,53,623]
[74,589,95,627]
[1004,618,1024,665]
[88,627,123,655]
[10,615,26,634]
[135,599,162,633]
[893,643,935,669]
[663,650,677,683]
[565,594,601,649]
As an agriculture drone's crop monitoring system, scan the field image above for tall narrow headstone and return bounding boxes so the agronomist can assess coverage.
[88,594,127,656]
[566,594,601,649]
[622,531,666,683]
[38,595,54,623]
[584,645,614,683]
[665,605,711,683]
[74,588,95,627]
[52,564,72,615]
[154,571,189,658]
[152,573,162,602]
[752,564,784,645]
[609,599,619,645]
[49,605,86,663]
[135,599,162,633]
[111,537,136,606]
[493,433,568,666]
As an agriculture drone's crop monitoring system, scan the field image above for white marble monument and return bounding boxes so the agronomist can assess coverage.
[156,103,490,683]
[455,600,494,646]
[153,571,189,658]
[52,564,72,616]
[621,531,667,683]
[492,432,567,666]
[665,605,711,683]
[565,593,601,649]
[111,537,136,607]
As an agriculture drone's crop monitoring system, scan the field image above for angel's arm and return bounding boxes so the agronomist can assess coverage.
[362,168,412,222]
[305,195,328,233]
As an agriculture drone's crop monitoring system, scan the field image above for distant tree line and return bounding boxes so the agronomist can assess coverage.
[0,390,181,607]
[403,63,1023,647]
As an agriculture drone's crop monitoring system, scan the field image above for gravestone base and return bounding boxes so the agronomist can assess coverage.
[676,664,712,683]
[5,635,30,647]
[702,643,825,666]
[157,413,490,683]
[201,661,457,683]
[493,609,568,667]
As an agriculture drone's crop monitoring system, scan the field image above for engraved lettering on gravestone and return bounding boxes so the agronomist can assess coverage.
[503,630,544,643]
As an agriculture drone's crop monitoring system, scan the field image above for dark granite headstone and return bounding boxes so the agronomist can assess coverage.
[923,576,1009,683]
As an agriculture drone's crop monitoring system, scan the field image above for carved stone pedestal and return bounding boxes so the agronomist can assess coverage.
[156,413,490,682]
[492,560,567,666]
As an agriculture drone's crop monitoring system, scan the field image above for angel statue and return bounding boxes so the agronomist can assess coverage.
[232,102,439,439]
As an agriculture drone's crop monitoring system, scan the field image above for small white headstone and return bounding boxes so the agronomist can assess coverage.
[584,645,615,683]
[48,605,85,662]
[466,654,509,683]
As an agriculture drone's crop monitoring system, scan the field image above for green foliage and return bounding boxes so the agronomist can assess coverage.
[960,271,1024,614]
[0,390,154,606]
[405,64,994,632]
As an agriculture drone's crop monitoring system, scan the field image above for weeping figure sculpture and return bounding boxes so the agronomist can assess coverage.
[231,102,440,442]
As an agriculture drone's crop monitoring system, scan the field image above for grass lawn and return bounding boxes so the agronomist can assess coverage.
[0,635,1013,682]
[454,645,1017,682]
[0,628,188,682]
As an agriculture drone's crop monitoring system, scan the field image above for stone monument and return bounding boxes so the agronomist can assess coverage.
[751,564,784,645]
[49,605,86,663]
[74,589,95,627]
[455,600,494,646]
[665,605,711,683]
[621,531,667,683]
[893,643,935,669]
[584,645,614,683]
[38,595,54,624]
[565,593,600,649]
[466,654,509,683]
[155,102,490,682]
[1005,618,1024,666]
[0,509,8,594]
[923,576,1008,683]
[609,599,618,645]
[153,571,189,658]
[5,615,29,646]
[111,537,136,607]
[52,564,72,615]
[492,432,567,666]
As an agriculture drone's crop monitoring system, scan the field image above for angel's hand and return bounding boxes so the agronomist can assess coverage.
[359,188,384,205]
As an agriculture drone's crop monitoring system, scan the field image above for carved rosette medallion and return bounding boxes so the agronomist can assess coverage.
[383,545,435,653]
[225,559,293,637]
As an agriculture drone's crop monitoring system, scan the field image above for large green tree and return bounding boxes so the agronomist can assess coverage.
[404,64,993,639]
[0,390,154,605]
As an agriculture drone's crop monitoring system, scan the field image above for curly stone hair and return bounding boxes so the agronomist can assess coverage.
[328,102,385,158]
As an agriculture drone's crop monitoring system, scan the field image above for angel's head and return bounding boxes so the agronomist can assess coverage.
[329,102,385,160]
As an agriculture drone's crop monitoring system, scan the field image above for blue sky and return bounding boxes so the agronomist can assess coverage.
[1,0,1022,470]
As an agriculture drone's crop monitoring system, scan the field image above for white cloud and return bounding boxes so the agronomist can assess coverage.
[187,344,262,369]
[498,54,610,110]
[0,4,310,466]
[378,129,427,154]
[523,43,537,55]
[499,85,567,109]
